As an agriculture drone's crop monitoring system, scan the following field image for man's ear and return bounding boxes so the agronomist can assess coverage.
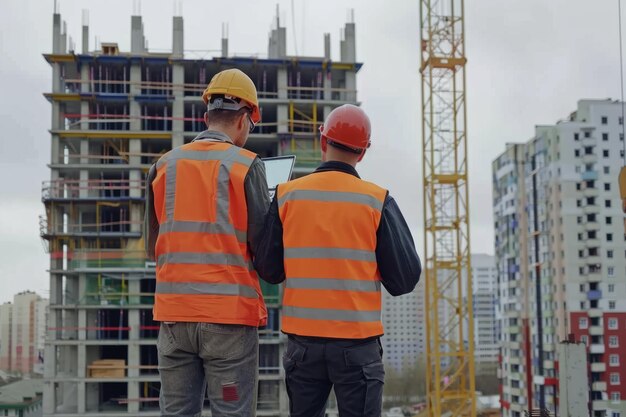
[204,112,209,128]
[320,136,328,152]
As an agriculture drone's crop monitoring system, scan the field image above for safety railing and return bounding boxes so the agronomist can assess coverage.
[42,179,145,200]
[40,219,142,237]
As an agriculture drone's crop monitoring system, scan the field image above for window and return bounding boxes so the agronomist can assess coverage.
[577,216,582,224]
[603,132,609,141]
[577,200,582,208]
[612,412,621,417]
[576,182,581,190]
[605,183,611,191]
[609,284,615,292]
[606,216,613,225]
[581,335,588,345]
[585,131,591,138]
[610,373,620,385]
[580,301,586,309]
[602,116,608,124]
[609,267,615,276]
[610,354,620,366]
[609,318,618,329]
[579,317,588,329]
[607,233,613,241]
[575,133,580,141]
[603,149,610,157]
[612,392,621,402]
[610,301,616,310]
[608,250,614,258]
[610,335,619,347]
[605,166,610,174]
[580,284,585,292]
[578,232,583,240]
[575,149,580,157]
[606,200,612,208]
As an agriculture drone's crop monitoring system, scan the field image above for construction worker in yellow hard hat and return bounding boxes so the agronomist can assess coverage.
[145,68,270,417]
[254,104,422,417]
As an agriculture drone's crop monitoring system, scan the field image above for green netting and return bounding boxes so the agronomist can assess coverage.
[260,280,280,305]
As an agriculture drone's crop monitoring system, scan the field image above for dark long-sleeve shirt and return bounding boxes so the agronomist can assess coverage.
[253,161,421,296]
[145,130,270,260]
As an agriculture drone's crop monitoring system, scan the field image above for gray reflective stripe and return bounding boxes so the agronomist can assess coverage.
[216,148,238,225]
[283,306,380,322]
[278,190,384,211]
[284,247,376,262]
[165,161,177,218]
[159,221,247,243]
[286,278,380,292]
[158,252,250,270]
[156,148,254,169]
[156,281,258,299]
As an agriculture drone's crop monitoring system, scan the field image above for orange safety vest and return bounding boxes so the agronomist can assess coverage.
[152,140,267,327]
[277,170,387,339]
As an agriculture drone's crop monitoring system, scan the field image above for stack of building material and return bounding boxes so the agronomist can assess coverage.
[88,359,125,378]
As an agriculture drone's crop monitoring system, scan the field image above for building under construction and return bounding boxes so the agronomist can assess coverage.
[41,6,360,416]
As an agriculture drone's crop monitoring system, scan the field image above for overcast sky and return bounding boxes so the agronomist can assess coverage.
[0,0,623,303]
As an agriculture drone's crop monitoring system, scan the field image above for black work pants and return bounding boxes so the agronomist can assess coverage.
[283,335,385,417]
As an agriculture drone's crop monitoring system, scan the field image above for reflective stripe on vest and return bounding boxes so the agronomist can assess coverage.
[153,140,266,326]
[277,171,387,339]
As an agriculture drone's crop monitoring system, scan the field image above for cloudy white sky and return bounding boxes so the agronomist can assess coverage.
[0,0,623,303]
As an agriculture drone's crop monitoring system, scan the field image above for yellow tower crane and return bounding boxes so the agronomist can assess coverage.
[419,1,476,416]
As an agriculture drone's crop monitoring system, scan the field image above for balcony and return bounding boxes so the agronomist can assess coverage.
[587,290,603,301]
[588,308,603,318]
[592,381,607,391]
[584,221,599,231]
[583,186,599,197]
[582,136,596,148]
[590,344,605,354]
[592,400,609,410]
[586,255,601,265]
[585,239,601,248]
[544,360,555,369]
[508,325,520,334]
[591,362,606,372]
[582,153,597,165]
[583,204,599,214]
[589,326,604,336]
[587,270,602,282]
[39,217,142,239]
[582,170,598,181]
[509,387,522,397]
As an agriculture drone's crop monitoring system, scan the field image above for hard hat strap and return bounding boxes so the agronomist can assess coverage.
[326,139,366,155]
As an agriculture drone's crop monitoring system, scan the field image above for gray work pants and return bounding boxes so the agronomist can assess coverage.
[157,322,258,417]
[283,335,385,417]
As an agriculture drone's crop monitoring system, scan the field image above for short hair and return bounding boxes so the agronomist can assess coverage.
[207,108,249,126]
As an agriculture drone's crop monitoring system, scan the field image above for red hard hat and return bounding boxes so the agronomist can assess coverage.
[319,104,371,151]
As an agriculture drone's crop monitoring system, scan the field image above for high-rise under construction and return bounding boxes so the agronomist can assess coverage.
[41,6,360,416]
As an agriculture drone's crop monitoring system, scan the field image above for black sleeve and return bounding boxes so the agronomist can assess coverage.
[376,194,422,296]
[252,193,286,284]
[144,164,159,261]
[244,158,271,257]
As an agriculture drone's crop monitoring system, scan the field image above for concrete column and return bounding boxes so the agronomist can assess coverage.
[324,34,331,60]
[172,16,184,57]
[222,38,228,58]
[79,170,89,200]
[77,381,86,414]
[172,43,185,147]
[131,16,145,54]
[341,23,356,62]
[60,22,67,54]
[127,342,140,413]
[82,27,89,54]
[53,14,61,54]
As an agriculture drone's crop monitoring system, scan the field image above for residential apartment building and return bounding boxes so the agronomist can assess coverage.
[42,6,360,416]
[469,254,499,375]
[381,288,424,371]
[493,99,626,417]
[0,292,48,375]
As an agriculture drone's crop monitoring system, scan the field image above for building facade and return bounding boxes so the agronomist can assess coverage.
[42,7,360,416]
[469,254,499,375]
[0,292,48,375]
[493,99,626,417]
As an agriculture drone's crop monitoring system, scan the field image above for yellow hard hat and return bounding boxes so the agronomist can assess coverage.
[202,69,260,123]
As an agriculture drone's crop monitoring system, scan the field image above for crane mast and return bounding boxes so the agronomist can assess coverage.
[419,0,476,416]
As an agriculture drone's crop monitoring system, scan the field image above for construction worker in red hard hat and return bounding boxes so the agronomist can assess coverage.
[254,104,422,417]
[145,68,270,417]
